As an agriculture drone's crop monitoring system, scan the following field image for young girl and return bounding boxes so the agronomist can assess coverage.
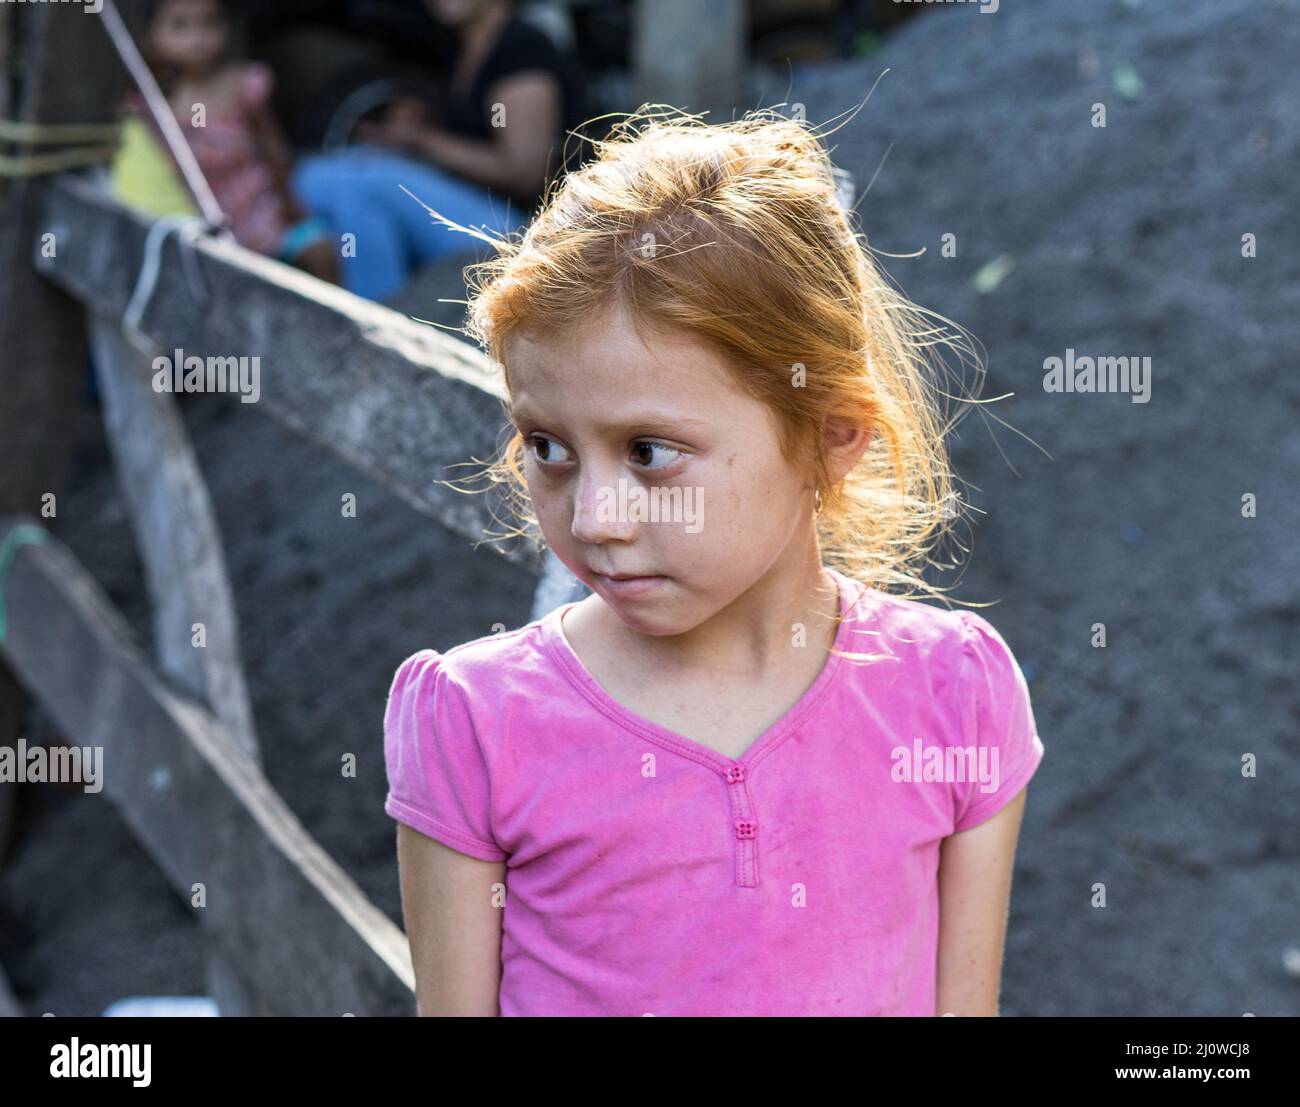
[383,110,1046,1016]
[135,0,338,282]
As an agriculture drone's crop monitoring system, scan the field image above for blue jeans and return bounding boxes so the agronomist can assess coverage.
[292,146,527,301]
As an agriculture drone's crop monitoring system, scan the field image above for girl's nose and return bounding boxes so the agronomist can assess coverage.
[571,474,637,544]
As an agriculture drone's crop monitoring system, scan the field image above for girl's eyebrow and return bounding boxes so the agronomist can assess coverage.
[511,408,710,432]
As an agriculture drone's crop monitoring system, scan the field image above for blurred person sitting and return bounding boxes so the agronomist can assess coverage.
[292,0,586,302]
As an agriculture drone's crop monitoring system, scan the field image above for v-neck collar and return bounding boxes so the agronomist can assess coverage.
[542,567,864,775]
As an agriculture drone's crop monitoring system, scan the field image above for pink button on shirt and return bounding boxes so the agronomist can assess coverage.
[383,567,1045,1016]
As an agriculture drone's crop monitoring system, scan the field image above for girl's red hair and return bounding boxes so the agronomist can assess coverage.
[446,105,988,620]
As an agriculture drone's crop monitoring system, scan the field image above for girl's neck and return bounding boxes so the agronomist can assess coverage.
[174,59,222,86]
[596,552,837,682]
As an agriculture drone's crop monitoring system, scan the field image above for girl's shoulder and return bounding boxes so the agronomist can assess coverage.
[844,582,1027,689]
[207,61,273,113]
[844,582,971,656]
[386,610,560,708]
[848,587,1044,811]
[856,587,1037,731]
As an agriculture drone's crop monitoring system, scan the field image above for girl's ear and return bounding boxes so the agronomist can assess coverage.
[824,412,873,480]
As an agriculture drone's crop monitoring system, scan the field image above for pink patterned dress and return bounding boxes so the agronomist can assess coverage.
[174,63,292,255]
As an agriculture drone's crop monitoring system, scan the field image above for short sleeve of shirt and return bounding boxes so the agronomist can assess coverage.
[950,611,1045,833]
[382,649,508,861]
[481,21,565,91]
[238,62,274,111]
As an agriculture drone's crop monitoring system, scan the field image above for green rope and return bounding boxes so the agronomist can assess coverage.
[0,118,122,177]
[0,119,121,144]
[0,145,119,177]
[0,524,50,650]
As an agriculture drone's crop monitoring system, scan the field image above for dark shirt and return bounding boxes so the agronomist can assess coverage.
[440,15,587,208]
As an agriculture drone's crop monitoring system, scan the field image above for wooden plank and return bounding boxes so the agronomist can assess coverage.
[36,174,541,573]
[0,0,135,513]
[0,0,138,877]
[0,516,416,1015]
[634,0,745,117]
[88,317,260,764]
[89,313,265,1014]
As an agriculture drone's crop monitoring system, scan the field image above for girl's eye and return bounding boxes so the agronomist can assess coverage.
[525,434,572,465]
[630,441,684,471]
[525,435,683,472]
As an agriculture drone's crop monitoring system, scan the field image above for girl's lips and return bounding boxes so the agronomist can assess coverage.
[593,573,668,599]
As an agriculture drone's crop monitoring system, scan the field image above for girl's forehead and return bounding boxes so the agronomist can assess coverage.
[500,301,757,420]
[507,333,728,403]
[505,310,717,377]
[506,355,763,443]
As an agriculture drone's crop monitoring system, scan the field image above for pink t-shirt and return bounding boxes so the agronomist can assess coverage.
[383,566,1045,1016]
